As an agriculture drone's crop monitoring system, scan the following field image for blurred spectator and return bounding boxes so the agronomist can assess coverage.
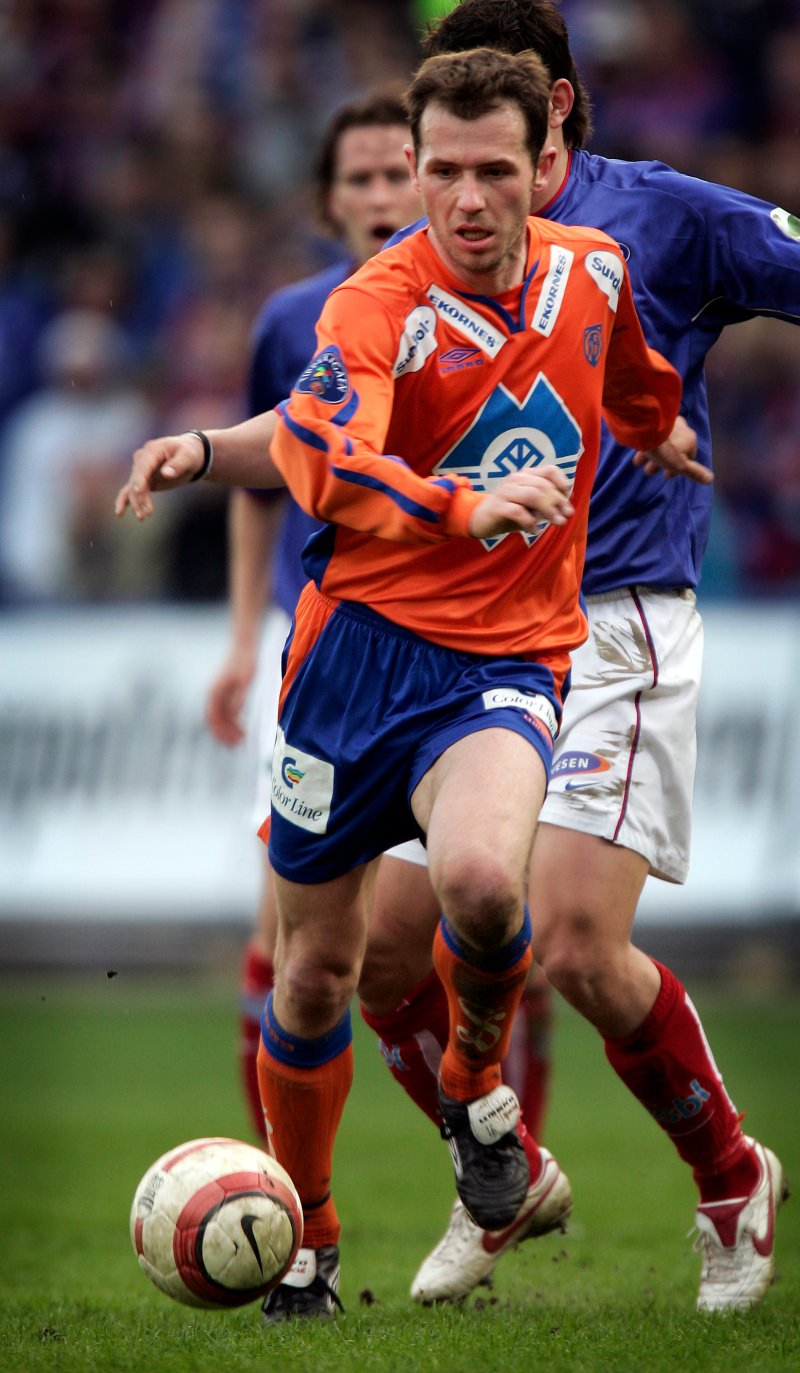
[705,317,800,598]
[0,208,53,427]
[0,0,798,603]
[562,0,736,172]
[0,308,159,602]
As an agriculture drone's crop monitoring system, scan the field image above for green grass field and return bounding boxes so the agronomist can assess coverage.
[1,969,797,1372]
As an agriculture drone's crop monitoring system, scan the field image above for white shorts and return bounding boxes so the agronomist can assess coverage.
[250,608,291,826]
[540,586,703,883]
[383,837,428,866]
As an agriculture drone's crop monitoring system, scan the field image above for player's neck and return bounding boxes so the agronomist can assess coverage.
[530,143,570,216]
[427,226,529,297]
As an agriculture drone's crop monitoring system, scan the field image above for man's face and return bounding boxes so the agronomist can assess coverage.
[411,100,546,293]
[327,123,423,266]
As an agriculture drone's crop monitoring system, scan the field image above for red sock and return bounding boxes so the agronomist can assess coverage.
[433,914,532,1102]
[360,970,449,1127]
[502,980,553,1142]
[238,940,274,1143]
[604,961,758,1203]
[362,968,541,1180]
[257,1002,353,1249]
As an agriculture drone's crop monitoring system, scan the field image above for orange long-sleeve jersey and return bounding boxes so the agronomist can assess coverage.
[271,219,681,658]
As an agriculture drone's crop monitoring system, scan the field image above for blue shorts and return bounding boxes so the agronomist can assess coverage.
[267,587,567,884]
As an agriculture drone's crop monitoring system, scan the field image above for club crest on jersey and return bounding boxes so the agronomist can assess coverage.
[432,372,583,549]
[770,206,800,242]
[584,324,603,366]
[295,347,350,404]
[585,250,623,312]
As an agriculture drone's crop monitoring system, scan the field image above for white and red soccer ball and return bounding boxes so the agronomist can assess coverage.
[130,1137,303,1309]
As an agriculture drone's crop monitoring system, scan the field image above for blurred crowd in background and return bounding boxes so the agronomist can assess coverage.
[1,0,799,607]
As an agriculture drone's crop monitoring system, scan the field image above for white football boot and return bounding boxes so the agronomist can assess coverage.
[411,1146,572,1304]
[693,1137,788,1312]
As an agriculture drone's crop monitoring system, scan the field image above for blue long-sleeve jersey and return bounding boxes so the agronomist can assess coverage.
[390,151,800,593]
[246,258,353,615]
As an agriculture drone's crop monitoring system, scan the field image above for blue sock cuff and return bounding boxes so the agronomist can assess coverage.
[261,991,353,1068]
[439,905,532,972]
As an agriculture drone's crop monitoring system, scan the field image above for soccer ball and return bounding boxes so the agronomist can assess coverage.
[130,1136,303,1309]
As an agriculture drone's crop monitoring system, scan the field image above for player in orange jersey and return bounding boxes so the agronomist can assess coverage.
[117,46,706,1321]
[203,85,424,1151]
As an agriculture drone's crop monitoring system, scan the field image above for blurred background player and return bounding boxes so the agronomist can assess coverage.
[354,0,794,1313]
[203,86,423,1143]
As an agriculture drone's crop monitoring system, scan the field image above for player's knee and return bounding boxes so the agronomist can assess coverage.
[358,944,406,1016]
[279,950,358,1023]
[537,918,626,1010]
[434,852,519,950]
[534,909,601,986]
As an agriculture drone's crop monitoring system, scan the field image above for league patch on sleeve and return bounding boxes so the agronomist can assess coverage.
[295,347,351,404]
[770,207,800,242]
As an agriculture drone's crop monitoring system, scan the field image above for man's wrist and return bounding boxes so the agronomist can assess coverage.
[442,484,483,538]
[186,430,214,482]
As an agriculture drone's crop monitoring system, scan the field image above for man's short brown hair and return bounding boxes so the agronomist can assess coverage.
[407,47,552,164]
[422,0,592,150]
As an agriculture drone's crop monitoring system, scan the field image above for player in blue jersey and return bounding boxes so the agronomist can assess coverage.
[204,86,424,1144]
[355,0,793,1312]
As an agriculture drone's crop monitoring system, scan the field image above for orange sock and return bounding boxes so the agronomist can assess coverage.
[433,911,532,1102]
[257,996,353,1248]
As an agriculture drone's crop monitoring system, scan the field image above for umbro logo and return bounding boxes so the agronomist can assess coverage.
[439,346,484,374]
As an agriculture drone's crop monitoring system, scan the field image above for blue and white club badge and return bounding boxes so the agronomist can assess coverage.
[433,372,583,549]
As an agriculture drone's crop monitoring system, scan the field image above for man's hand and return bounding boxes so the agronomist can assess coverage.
[633,415,711,484]
[115,412,285,520]
[114,432,206,521]
[468,465,574,541]
[205,644,257,747]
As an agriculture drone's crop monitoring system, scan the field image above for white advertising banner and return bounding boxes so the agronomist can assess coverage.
[1,603,799,925]
[0,607,262,921]
[638,603,800,924]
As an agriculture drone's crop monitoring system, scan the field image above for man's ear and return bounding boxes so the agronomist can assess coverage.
[550,78,574,131]
[404,142,420,192]
[534,145,558,191]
